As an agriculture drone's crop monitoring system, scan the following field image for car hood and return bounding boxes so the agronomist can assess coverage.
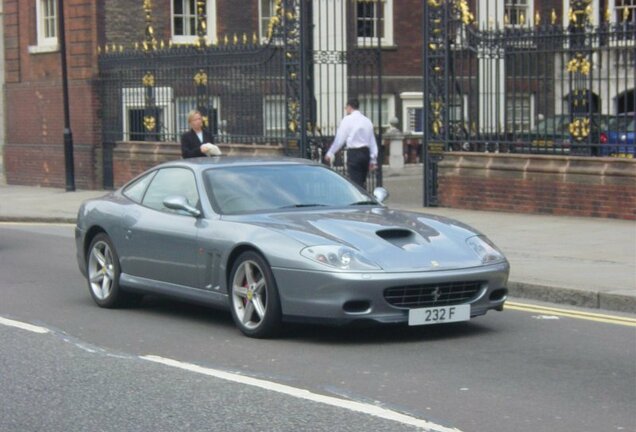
[230,207,489,271]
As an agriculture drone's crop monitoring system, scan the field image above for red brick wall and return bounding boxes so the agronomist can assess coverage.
[3,0,101,189]
[438,153,636,220]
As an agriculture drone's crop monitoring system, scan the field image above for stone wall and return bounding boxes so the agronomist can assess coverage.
[438,153,636,220]
[112,141,284,187]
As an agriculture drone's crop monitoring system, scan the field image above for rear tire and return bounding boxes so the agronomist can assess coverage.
[86,233,140,308]
[229,251,282,338]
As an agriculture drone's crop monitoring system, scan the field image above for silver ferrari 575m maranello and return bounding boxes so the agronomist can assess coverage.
[76,157,509,338]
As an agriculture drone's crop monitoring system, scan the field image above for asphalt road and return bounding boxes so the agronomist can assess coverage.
[1,223,634,432]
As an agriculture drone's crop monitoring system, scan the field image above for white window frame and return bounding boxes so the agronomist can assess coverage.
[171,0,217,45]
[506,93,535,132]
[29,0,59,54]
[175,95,221,135]
[121,87,175,141]
[359,94,395,130]
[401,92,469,135]
[258,0,277,43]
[263,95,286,136]
[504,0,533,28]
[401,92,424,135]
[478,1,533,29]
[614,0,636,24]
[355,0,394,47]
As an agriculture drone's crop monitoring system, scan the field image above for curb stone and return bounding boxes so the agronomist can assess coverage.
[508,281,636,314]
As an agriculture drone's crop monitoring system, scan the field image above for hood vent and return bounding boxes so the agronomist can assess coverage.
[376,229,414,240]
[376,228,423,250]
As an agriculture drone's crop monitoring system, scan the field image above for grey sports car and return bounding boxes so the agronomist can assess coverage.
[75,157,509,338]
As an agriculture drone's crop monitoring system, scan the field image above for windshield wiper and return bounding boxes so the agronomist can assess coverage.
[279,203,328,209]
[349,200,377,206]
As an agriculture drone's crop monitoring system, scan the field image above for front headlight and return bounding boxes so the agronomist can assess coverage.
[466,235,506,265]
[300,245,381,271]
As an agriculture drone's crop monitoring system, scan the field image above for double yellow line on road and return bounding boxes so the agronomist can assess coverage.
[506,301,636,327]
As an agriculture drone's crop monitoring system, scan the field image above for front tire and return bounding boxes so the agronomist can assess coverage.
[229,251,282,338]
[86,233,138,308]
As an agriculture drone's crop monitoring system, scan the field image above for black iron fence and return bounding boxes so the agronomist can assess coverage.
[99,2,634,198]
[99,0,384,190]
[439,20,635,158]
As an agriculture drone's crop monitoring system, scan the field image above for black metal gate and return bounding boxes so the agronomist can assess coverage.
[422,0,635,206]
[99,0,383,190]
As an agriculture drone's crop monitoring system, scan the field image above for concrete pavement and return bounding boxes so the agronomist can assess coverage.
[1,164,634,313]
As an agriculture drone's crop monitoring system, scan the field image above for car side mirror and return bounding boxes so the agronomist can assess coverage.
[163,195,201,217]
[373,187,389,204]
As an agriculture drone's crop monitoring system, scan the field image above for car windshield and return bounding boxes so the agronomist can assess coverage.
[204,164,375,214]
[608,116,635,132]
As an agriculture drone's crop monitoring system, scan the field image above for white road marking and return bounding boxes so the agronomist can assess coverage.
[142,355,462,432]
[0,316,50,334]
[0,316,459,430]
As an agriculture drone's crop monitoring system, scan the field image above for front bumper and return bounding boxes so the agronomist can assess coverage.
[272,262,509,325]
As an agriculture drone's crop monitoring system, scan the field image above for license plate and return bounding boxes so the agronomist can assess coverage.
[408,304,470,326]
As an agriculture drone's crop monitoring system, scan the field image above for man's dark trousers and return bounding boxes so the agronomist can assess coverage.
[346,147,370,188]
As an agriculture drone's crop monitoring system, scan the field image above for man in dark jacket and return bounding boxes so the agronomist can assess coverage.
[181,110,217,158]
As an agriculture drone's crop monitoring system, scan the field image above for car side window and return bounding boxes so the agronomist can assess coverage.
[142,168,199,213]
[122,171,156,203]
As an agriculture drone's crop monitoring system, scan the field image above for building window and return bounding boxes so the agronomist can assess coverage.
[30,0,58,53]
[359,94,395,130]
[259,0,277,42]
[122,87,175,141]
[504,0,529,27]
[356,0,394,47]
[172,0,217,44]
[506,93,534,132]
[401,92,423,134]
[615,0,635,24]
[263,95,286,136]
[175,96,220,135]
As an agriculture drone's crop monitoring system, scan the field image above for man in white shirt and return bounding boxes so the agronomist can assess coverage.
[324,98,378,188]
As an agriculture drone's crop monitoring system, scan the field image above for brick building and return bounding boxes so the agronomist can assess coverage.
[2,0,634,188]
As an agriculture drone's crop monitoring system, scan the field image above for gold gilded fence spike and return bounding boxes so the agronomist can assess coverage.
[134,42,139,50]
[242,33,248,45]
[119,45,124,52]
[504,13,509,26]
[519,12,525,26]
[569,9,576,24]
[551,9,558,25]
[224,34,229,45]
[605,8,611,23]
[624,7,630,22]
[535,11,541,26]
[233,33,238,45]
[253,32,259,45]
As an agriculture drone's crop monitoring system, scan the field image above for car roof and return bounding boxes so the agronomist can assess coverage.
[155,156,319,171]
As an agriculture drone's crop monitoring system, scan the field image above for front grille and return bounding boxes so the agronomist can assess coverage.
[384,281,484,309]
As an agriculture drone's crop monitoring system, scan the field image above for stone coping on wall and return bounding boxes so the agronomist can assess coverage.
[113,141,285,158]
[439,152,636,185]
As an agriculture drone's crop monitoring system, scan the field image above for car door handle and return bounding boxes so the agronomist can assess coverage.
[125,229,133,240]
